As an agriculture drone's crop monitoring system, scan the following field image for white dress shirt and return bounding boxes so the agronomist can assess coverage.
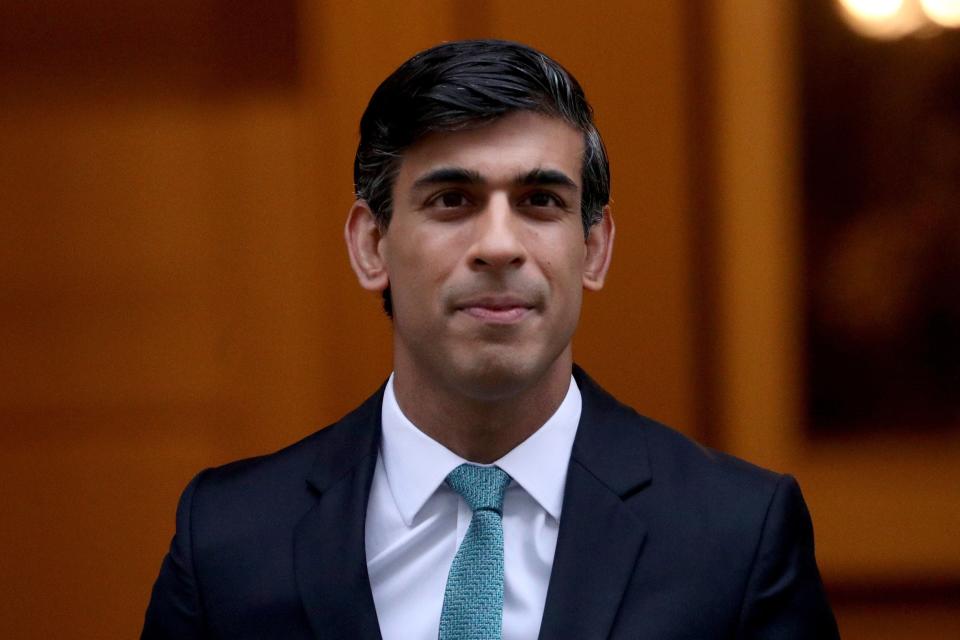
[365,374,582,640]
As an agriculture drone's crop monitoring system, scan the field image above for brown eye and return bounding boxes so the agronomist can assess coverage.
[525,191,562,207]
[439,192,467,207]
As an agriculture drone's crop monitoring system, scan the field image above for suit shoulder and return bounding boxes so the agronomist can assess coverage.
[199,426,327,493]
[641,415,783,492]
[576,367,781,490]
[574,365,785,510]
[624,415,796,551]
[191,388,382,510]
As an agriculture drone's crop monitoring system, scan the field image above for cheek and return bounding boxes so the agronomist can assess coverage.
[544,239,587,289]
[387,232,464,303]
[405,227,468,272]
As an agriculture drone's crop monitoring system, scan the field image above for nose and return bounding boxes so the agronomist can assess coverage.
[469,194,526,271]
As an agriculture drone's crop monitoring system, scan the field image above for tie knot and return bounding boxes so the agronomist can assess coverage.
[445,464,511,514]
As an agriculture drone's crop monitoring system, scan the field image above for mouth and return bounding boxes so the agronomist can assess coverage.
[455,296,535,324]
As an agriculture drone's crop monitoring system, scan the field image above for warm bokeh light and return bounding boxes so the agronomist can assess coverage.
[838,0,960,36]
[837,0,928,38]
[841,0,905,19]
[921,0,960,26]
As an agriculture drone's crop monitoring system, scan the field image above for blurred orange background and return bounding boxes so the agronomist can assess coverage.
[1,1,957,638]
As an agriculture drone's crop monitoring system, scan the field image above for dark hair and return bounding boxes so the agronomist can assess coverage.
[354,39,610,315]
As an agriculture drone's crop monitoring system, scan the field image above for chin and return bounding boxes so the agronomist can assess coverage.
[448,348,554,401]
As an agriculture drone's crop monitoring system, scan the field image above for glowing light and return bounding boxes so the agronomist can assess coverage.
[921,0,960,27]
[840,0,904,19]
[836,0,927,38]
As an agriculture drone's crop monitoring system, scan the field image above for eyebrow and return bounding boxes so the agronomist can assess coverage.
[411,167,485,190]
[517,168,578,190]
[410,166,578,191]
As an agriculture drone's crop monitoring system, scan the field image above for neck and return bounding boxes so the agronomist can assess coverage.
[391,351,573,464]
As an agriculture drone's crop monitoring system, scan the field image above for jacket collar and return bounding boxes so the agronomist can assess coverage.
[299,366,653,496]
[293,367,654,640]
[569,364,652,495]
[537,365,652,639]
[303,384,384,495]
[295,384,385,640]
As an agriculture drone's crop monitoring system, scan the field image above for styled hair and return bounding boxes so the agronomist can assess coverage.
[355,39,609,230]
[353,39,610,315]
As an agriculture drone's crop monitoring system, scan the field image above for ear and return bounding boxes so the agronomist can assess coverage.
[582,206,615,291]
[345,199,389,291]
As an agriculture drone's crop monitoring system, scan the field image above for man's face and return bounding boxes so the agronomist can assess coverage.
[361,111,611,399]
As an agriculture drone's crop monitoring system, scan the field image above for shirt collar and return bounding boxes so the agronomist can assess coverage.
[379,373,581,526]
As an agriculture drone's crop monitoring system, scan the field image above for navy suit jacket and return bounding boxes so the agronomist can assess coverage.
[143,367,840,638]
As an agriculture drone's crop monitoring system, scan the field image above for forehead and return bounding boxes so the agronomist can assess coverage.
[395,112,585,188]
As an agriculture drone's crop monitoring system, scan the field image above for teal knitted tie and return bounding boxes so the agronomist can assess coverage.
[438,464,512,640]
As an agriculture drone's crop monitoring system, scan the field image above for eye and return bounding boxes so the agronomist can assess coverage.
[521,191,565,208]
[429,191,470,208]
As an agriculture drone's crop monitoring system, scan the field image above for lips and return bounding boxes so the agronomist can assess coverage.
[454,295,535,324]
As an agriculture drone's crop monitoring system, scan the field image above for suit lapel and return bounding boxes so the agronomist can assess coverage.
[538,367,653,640]
[294,388,384,640]
[290,369,650,639]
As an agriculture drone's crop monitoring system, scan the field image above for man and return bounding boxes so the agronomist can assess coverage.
[143,40,840,639]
